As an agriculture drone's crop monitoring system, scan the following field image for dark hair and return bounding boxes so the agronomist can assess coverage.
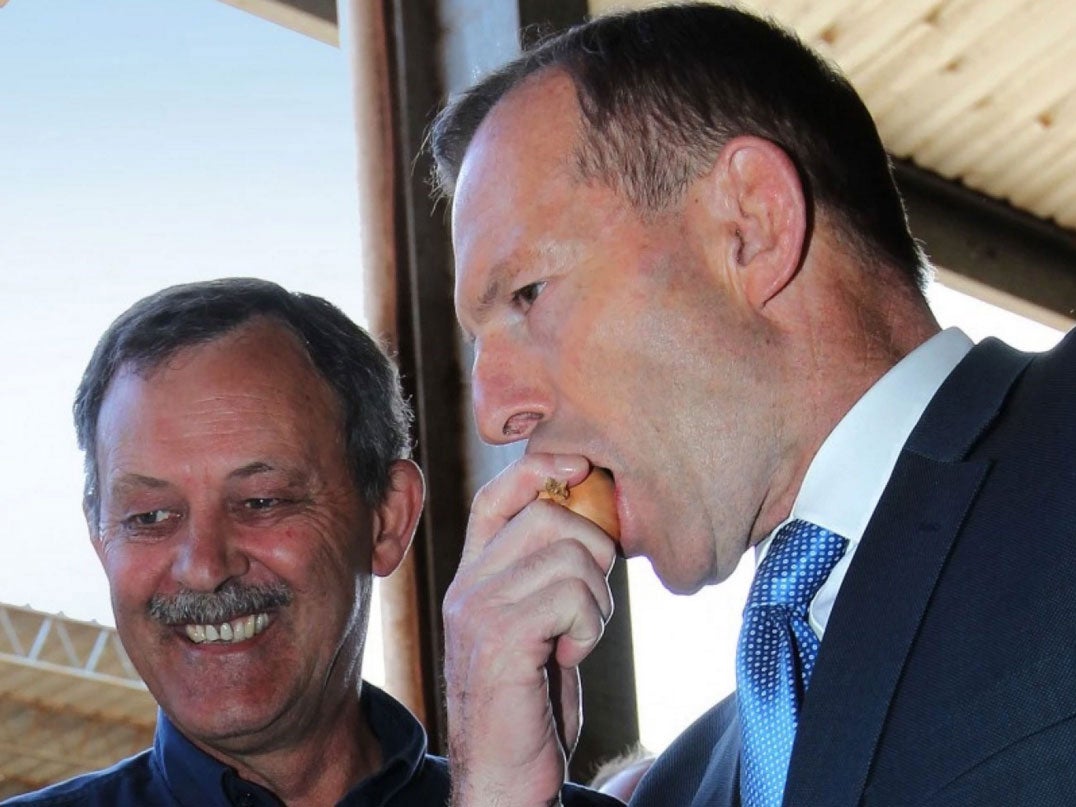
[74,278,412,519]
[430,2,926,287]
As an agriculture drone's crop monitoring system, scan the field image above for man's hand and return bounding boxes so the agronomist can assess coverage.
[444,454,619,807]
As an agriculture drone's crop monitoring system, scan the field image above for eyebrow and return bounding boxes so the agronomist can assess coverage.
[471,259,531,326]
[228,462,310,486]
[109,464,310,496]
[110,473,170,494]
[229,461,276,480]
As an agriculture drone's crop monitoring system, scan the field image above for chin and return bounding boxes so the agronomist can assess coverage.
[168,695,285,751]
[649,546,728,596]
[661,575,711,597]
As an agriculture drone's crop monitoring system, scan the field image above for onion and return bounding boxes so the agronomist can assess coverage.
[538,467,620,540]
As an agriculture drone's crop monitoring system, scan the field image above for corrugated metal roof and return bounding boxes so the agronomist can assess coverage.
[590,0,1076,233]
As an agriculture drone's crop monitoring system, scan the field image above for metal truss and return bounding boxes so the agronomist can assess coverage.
[0,604,156,799]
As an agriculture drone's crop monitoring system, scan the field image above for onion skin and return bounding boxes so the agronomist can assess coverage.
[538,467,620,540]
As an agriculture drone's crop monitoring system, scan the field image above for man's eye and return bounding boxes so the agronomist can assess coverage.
[244,498,281,510]
[511,281,546,311]
[128,510,176,527]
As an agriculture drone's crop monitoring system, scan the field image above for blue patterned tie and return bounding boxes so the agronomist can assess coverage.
[736,519,847,807]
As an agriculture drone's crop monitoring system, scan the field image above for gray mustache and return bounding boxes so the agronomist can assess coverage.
[148,582,292,625]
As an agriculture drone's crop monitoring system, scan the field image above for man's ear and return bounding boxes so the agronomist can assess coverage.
[711,135,808,309]
[370,459,426,578]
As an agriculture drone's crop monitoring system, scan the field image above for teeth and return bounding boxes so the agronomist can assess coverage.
[183,613,271,645]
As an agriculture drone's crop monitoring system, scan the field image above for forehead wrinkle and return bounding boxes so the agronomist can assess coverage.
[228,461,312,486]
[99,387,333,478]
[174,386,336,438]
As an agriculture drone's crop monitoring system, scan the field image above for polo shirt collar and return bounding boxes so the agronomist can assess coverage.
[152,683,429,806]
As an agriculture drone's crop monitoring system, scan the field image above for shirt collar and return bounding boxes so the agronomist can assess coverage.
[790,327,973,544]
[347,682,431,804]
[152,682,430,807]
[153,709,233,807]
[758,327,974,563]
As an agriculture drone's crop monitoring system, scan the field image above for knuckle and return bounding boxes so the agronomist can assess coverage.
[559,537,593,566]
[562,576,595,604]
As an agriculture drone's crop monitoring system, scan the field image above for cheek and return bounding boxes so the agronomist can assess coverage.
[254,516,367,595]
[97,542,166,608]
[531,281,625,385]
[560,289,653,398]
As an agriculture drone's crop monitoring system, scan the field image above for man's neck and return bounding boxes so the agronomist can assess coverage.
[751,254,941,543]
[196,691,383,806]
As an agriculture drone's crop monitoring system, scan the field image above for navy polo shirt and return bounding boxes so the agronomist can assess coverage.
[3,683,449,806]
[4,683,623,806]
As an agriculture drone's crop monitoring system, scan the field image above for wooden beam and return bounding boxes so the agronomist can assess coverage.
[385,0,470,753]
[340,0,435,732]
[217,0,337,45]
[895,160,1076,324]
[518,0,588,46]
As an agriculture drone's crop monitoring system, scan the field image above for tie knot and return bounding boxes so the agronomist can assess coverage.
[745,519,846,613]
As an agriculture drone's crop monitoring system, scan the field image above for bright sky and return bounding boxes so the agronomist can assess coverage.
[1,0,1069,758]
[0,0,363,627]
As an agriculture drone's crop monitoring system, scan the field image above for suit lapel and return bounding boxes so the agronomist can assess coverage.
[783,454,987,807]
[782,338,1032,807]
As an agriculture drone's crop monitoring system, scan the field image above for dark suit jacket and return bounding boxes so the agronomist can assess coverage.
[632,332,1076,806]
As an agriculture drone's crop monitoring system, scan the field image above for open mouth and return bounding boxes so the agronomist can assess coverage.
[183,612,270,645]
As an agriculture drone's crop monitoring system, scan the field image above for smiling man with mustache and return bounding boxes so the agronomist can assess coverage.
[5,278,444,807]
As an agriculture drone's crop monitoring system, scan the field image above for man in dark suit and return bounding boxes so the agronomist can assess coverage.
[430,4,1076,806]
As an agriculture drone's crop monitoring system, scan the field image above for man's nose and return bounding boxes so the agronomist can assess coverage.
[471,339,550,445]
[171,511,249,592]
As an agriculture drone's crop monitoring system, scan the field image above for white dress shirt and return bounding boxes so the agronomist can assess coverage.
[756,327,974,637]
